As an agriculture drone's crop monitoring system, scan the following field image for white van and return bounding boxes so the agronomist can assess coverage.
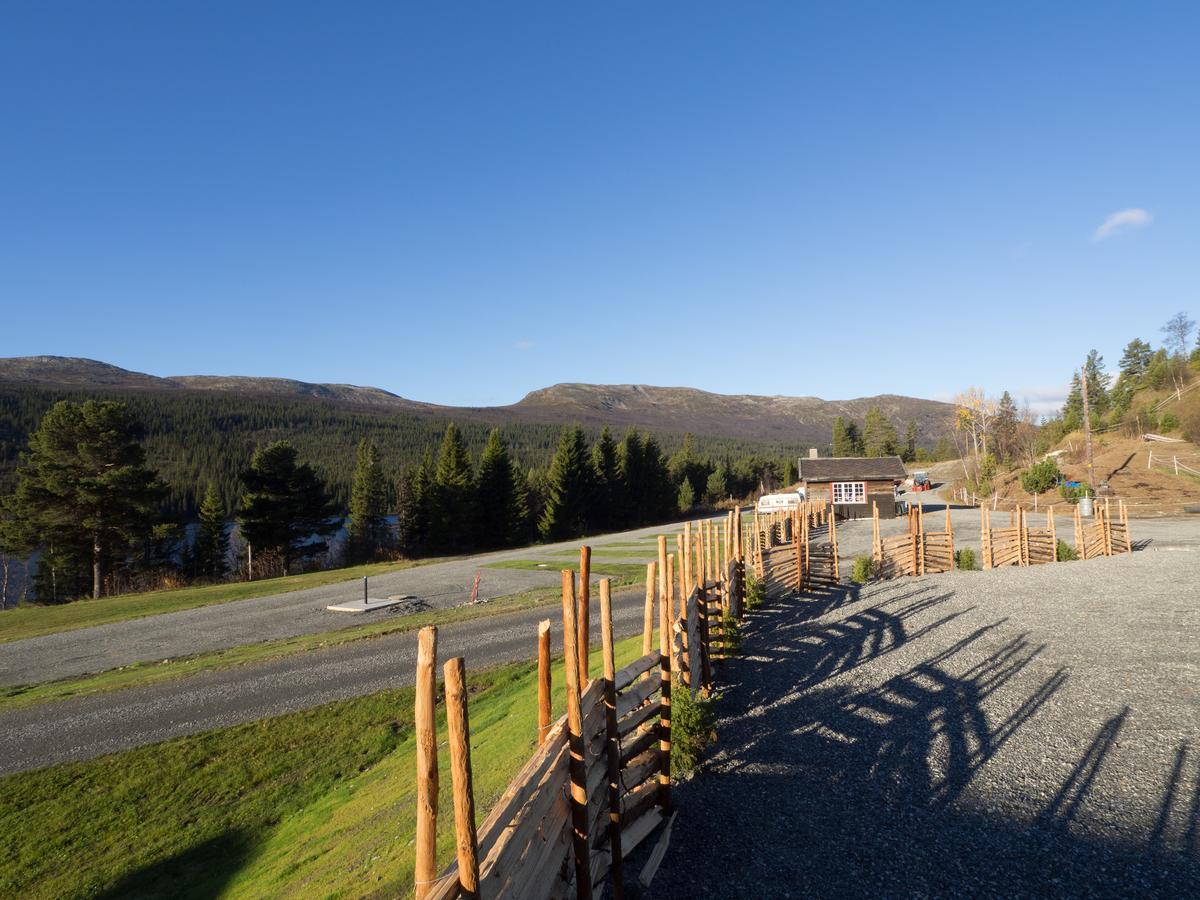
[756,490,806,514]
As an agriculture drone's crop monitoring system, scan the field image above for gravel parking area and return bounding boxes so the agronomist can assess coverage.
[634,550,1200,898]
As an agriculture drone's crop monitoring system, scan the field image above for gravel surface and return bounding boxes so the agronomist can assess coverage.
[0,584,649,775]
[630,548,1200,899]
[0,519,693,686]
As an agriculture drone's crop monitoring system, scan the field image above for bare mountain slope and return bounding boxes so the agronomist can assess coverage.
[0,357,952,444]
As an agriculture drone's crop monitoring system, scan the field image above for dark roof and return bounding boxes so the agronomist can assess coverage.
[798,455,907,483]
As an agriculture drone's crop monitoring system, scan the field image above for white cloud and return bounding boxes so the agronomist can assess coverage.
[1019,385,1069,418]
[1092,207,1152,242]
[513,339,535,351]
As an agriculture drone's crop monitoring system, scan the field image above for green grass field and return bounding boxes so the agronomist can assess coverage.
[0,585,568,713]
[0,634,648,899]
[0,557,442,644]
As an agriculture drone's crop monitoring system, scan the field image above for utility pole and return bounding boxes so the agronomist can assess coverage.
[1080,365,1096,496]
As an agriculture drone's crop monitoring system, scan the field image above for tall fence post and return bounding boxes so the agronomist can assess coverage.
[579,546,591,686]
[537,619,551,746]
[658,552,673,815]
[414,626,439,899]
[444,656,480,899]
[642,561,656,656]
[599,579,625,898]
[559,570,593,900]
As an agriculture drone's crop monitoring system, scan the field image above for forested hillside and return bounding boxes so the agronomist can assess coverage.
[0,356,952,517]
[0,383,798,517]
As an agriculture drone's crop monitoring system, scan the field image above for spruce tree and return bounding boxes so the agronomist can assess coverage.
[993,393,1018,463]
[346,439,391,563]
[1118,339,1153,379]
[832,417,865,456]
[903,421,918,462]
[617,429,645,524]
[705,466,728,504]
[1061,372,1084,430]
[539,425,595,541]
[641,436,675,520]
[429,423,475,551]
[476,428,528,547]
[862,407,899,457]
[677,478,695,513]
[193,482,230,580]
[590,427,620,531]
[5,400,165,601]
[238,441,338,574]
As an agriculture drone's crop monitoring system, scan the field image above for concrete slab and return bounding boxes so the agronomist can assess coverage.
[325,595,415,613]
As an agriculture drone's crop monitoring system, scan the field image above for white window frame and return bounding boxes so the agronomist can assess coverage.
[831,481,866,505]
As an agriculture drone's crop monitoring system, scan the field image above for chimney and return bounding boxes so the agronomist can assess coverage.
[808,448,819,459]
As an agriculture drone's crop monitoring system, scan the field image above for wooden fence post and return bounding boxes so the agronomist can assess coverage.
[444,656,480,899]
[537,619,551,746]
[657,535,668,642]
[643,561,656,656]
[658,554,673,815]
[559,570,593,900]
[414,626,439,899]
[599,579,625,897]
[579,547,591,686]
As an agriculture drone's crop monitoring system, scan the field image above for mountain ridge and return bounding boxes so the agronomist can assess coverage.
[0,356,953,444]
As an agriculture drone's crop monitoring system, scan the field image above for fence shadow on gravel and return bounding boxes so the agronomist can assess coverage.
[635,592,1200,899]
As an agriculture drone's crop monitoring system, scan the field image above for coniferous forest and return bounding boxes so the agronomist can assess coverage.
[0,385,801,604]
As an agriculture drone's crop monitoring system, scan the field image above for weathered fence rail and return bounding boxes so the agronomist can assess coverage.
[416,507,747,899]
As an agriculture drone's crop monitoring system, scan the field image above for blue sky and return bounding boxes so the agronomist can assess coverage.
[2,3,1197,412]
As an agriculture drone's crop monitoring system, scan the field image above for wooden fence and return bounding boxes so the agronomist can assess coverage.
[872,503,954,577]
[752,502,837,593]
[981,506,1051,568]
[416,508,747,899]
[1074,499,1133,560]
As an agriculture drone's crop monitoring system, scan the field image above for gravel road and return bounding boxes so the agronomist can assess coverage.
[0,584,649,776]
[0,519,695,687]
[631,549,1200,898]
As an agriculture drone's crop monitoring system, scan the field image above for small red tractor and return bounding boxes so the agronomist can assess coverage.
[912,471,932,492]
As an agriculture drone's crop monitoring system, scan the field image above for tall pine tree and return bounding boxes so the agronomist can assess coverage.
[429,423,475,551]
[346,439,391,563]
[476,428,528,547]
[239,441,338,574]
[862,408,899,457]
[590,426,620,531]
[539,425,595,541]
[193,482,229,580]
[5,400,165,601]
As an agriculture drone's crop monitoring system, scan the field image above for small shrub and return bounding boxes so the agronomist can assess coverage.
[955,548,978,570]
[1020,459,1060,495]
[1159,411,1180,432]
[671,688,717,775]
[1056,539,1078,561]
[851,555,875,584]
[720,613,742,657]
[745,573,765,610]
[1059,483,1088,504]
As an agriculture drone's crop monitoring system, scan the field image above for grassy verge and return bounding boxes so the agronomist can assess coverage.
[486,559,648,582]
[0,557,444,644]
[0,634,648,899]
[0,585,563,713]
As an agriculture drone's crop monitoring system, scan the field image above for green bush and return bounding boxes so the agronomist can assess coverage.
[745,573,765,610]
[1056,539,1078,561]
[720,613,742,657]
[955,548,978,570]
[671,688,717,775]
[1020,459,1061,494]
[1160,411,1180,432]
[1059,483,1088,504]
[851,555,875,584]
